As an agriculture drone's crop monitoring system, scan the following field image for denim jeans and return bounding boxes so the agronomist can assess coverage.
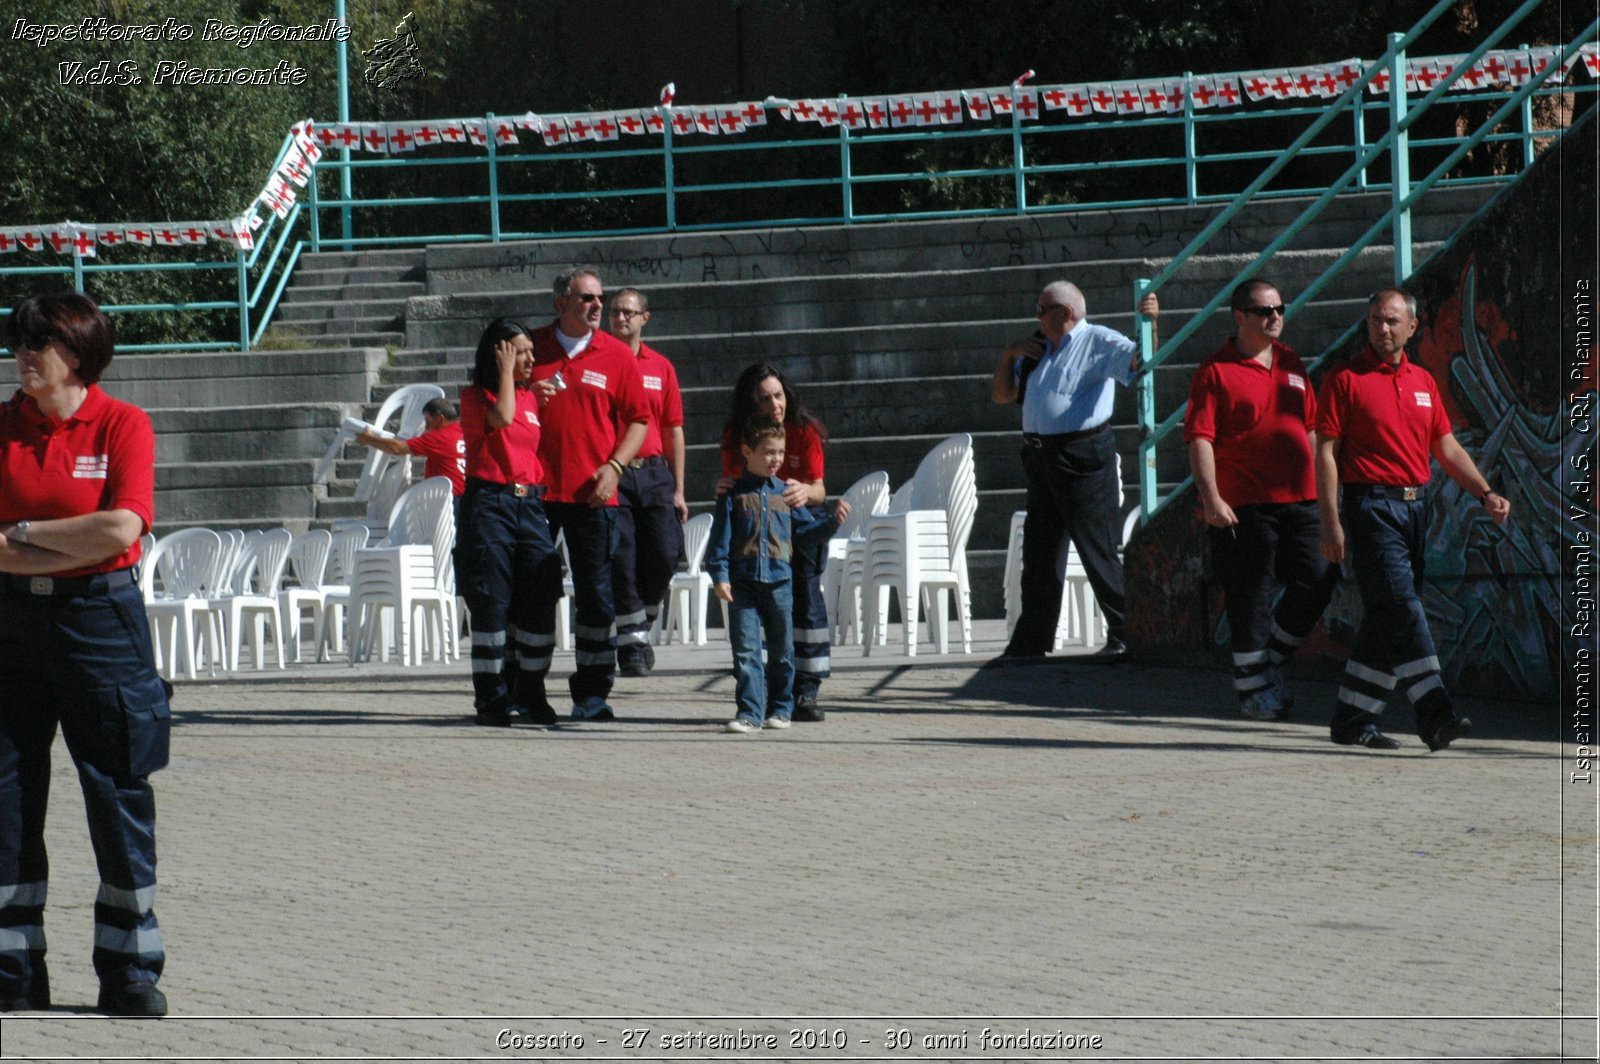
[728,578,795,724]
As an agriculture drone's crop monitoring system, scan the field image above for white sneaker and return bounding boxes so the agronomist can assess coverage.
[763,716,792,730]
[725,717,758,734]
[1239,687,1289,721]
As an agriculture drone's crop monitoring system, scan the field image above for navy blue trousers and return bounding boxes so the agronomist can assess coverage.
[1332,488,1453,739]
[0,576,169,997]
[790,510,831,698]
[531,503,620,704]
[612,460,684,665]
[1209,500,1339,700]
[455,482,558,713]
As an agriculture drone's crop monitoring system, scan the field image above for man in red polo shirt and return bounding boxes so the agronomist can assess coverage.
[354,397,466,496]
[605,287,687,677]
[1315,287,1510,752]
[1186,279,1339,721]
[521,268,649,721]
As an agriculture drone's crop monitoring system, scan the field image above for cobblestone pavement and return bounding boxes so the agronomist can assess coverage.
[2,622,1592,1063]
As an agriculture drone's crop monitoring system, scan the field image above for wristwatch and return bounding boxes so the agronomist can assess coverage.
[14,520,30,544]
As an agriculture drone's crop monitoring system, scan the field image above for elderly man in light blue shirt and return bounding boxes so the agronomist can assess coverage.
[991,280,1159,660]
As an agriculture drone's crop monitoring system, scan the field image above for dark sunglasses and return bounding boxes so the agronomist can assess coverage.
[1240,305,1286,318]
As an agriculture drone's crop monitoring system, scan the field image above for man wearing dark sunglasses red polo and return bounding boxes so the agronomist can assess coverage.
[1184,279,1338,723]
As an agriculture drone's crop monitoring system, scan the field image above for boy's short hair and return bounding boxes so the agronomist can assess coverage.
[742,414,786,449]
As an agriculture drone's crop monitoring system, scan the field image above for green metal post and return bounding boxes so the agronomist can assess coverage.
[1135,277,1157,518]
[237,249,250,351]
[336,0,352,250]
[1519,50,1536,168]
[1353,94,1368,190]
[71,254,84,293]
[485,113,501,242]
[1011,92,1026,213]
[1183,72,1198,203]
[308,166,321,252]
[662,111,676,231]
[1387,33,1413,283]
[839,95,855,223]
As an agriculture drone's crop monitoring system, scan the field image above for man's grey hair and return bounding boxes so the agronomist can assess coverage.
[1041,280,1087,319]
[552,267,602,297]
[1368,286,1418,320]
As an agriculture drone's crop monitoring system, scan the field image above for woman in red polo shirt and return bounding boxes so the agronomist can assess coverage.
[455,318,561,727]
[0,293,170,1016]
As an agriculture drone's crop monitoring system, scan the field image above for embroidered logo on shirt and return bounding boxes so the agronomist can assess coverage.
[1414,391,1432,408]
[73,455,109,479]
[581,369,608,389]
[643,374,663,391]
[524,410,539,424]
[1287,374,1305,390]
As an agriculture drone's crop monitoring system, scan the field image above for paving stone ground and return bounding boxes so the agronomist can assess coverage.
[1,622,1592,1063]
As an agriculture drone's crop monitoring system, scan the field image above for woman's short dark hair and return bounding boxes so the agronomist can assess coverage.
[8,292,116,385]
[468,317,533,391]
[722,362,826,446]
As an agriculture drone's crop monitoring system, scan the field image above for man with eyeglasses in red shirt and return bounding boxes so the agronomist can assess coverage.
[1185,279,1339,722]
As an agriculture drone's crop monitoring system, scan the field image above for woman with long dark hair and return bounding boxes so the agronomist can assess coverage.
[456,318,561,726]
[719,363,833,721]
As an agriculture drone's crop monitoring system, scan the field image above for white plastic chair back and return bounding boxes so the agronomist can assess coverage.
[835,471,890,541]
[381,476,453,548]
[886,480,915,514]
[681,512,714,573]
[144,528,224,602]
[324,525,370,586]
[353,384,445,502]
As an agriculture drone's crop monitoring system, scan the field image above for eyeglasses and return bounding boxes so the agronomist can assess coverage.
[609,307,645,320]
[569,292,604,304]
[1240,304,1286,318]
[1035,303,1067,317]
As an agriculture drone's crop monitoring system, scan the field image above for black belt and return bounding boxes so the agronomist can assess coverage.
[1344,483,1423,501]
[1023,424,1109,448]
[465,477,546,498]
[0,567,136,598]
[625,455,665,469]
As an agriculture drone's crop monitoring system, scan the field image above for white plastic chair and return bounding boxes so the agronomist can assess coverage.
[316,525,371,660]
[862,433,977,656]
[205,528,293,670]
[279,529,333,663]
[655,513,715,646]
[143,528,225,681]
[348,477,455,666]
[822,472,891,640]
[835,478,913,646]
[351,384,444,502]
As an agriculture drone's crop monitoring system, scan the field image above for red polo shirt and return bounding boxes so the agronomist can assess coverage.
[721,422,826,483]
[630,341,684,461]
[0,385,155,576]
[529,324,648,505]
[460,385,544,486]
[406,421,466,495]
[1315,347,1451,486]
[1184,338,1317,505]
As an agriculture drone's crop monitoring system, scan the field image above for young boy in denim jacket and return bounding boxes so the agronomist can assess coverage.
[709,416,849,733]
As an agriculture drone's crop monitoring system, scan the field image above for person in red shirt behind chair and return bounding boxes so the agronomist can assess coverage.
[0,293,171,1017]
[605,287,687,678]
[523,268,649,722]
[1185,279,1339,722]
[1315,288,1510,752]
[353,397,466,496]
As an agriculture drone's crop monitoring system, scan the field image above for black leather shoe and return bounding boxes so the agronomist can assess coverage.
[514,701,559,726]
[1426,715,1471,752]
[97,982,167,1017]
[474,705,512,727]
[1097,636,1129,659]
[618,658,651,678]
[1333,723,1400,750]
[792,694,825,722]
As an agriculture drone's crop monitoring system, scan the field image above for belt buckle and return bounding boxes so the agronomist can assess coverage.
[513,484,529,498]
[1402,487,1418,501]
[1024,436,1042,448]
[29,577,53,595]
[628,458,645,468]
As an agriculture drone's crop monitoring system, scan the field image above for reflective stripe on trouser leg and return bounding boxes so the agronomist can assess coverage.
[1339,492,1438,728]
[75,759,163,986]
[612,466,683,660]
[0,881,46,994]
[93,880,162,985]
[457,487,558,713]
[1336,657,1397,716]
[0,689,54,997]
[791,527,831,696]
[1231,648,1272,696]
[547,503,620,704]
[1266,500,1339,664]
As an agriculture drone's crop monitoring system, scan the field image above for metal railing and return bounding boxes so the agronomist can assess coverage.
[0,33,1590,354]
[1133,2,1597,520]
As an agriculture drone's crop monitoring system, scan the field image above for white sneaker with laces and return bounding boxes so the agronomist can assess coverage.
[725,718,758,734]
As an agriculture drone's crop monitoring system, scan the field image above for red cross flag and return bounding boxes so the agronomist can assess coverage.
[315,125,340,149]
[0,230,19,254]
[1213,75,1242,106]
[121,226,152,246]
[1164,79,1187,111]
[962,89,993,120]
[1087,85,1116,114]
[716,108,746,134]
[278,149,313,186]
[1188,75,1218,109]
[887,98,916,127]
[935,92,963,123]
[669,110,695,135]
[659,82,676,106]
[1242,73,1275,101]
[171,223,206,246]
[593,113,621,141]
[690,108,719,134]
[1583,43,1600,78]
[566,115,594,141]
[68,225,97,258]
[438,121,467,144]
[645,110,666,133]
[97,227,125,249]
[911,94,940,125]
[542,118,569,146]
[1014,89,1040,119]
[862,98,889,129]
[615,110,646,135]
[231,216,255,251]
[1060,86,1093,116]
[46,228,72,254]
[462,119,488,147]
[412,122,442,147]
[988,90,1013,114]
[815,100,841,127]
[839,100,867,130]
[493,121,518,145]
[152,227,182,247]
[514,112,543,134]
[740,101,768,127]
[14,229,44,252]
[789,98,818,121]
[1112,82,1145,114]
[1367,67,1392,93]
[1040,86,1068,111]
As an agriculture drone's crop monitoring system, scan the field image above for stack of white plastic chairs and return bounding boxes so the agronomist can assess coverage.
[316,525,372,661]
[861,433,977,656]
[823,471,891,645]
[142,527,226,680]
[316,383,445,538]
[347,476,456,666]
[205,527,293,670]
[279,529,333,663]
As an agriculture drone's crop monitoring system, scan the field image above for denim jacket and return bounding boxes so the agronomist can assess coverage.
[707,471,840,584]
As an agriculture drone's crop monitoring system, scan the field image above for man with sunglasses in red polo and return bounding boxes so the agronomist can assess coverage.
[1185,279,1339,722]
[522,268,649,722]
[992,280,1158,662]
